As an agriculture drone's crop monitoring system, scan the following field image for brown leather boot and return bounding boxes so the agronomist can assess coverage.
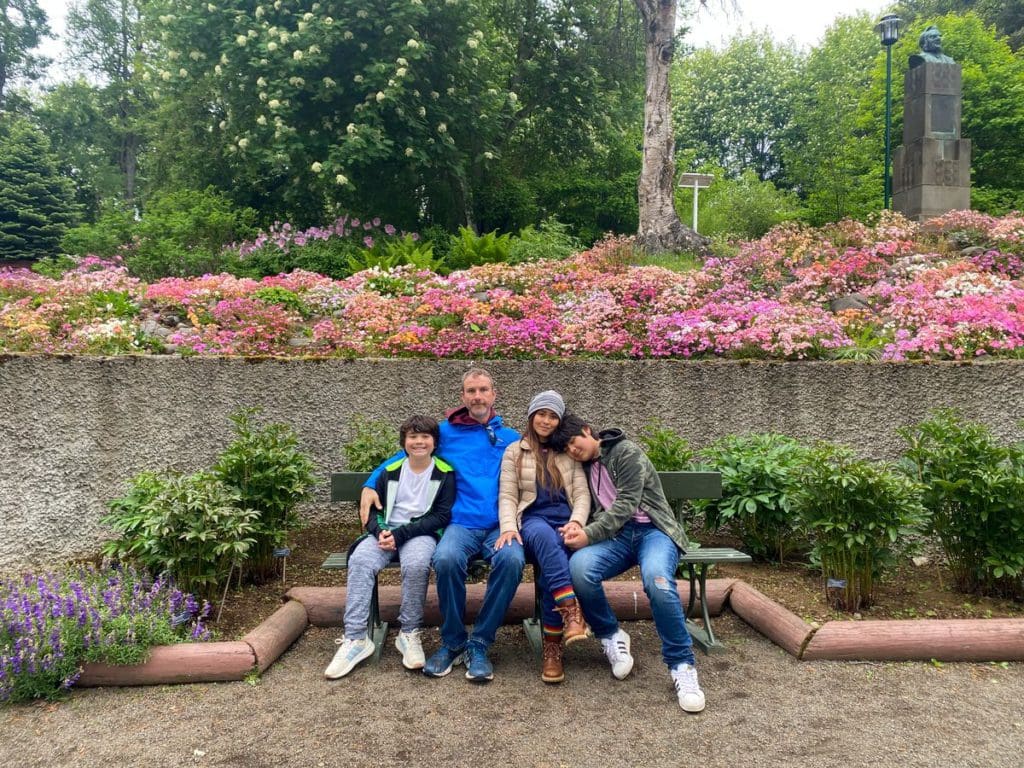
[556,598,589,646]
[541,635,564,684]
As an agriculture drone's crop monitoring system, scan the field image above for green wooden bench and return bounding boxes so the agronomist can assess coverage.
[323,470,749,659]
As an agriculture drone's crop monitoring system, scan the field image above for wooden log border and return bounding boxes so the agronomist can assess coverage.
[75,579,1024,688]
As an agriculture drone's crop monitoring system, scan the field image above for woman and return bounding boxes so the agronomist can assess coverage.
[496,390,591,683]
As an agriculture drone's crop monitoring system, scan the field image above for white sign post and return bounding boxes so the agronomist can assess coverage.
[677,173,714,233]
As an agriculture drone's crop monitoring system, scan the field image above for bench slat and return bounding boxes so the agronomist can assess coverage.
[681,548,752,565]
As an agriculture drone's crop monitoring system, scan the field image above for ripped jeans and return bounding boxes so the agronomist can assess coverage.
[569,521,695,669]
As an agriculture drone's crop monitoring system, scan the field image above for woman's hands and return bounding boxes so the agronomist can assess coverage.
[494,530,522,549]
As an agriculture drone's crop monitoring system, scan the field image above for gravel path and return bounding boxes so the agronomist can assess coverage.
[2,615,1021,768]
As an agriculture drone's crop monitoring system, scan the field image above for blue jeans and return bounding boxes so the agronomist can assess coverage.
[432,523,525,651]
[569,521,695,669]
[520,515,573,631]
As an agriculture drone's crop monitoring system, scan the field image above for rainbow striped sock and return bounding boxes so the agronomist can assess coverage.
[543,624,564,637]
[553,586,575,604]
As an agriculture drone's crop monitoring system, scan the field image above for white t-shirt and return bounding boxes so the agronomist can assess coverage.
[388,461,433,526]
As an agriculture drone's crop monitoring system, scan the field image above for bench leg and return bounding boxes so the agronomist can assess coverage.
[522,579,543,659]
[369,579,389,663]
[682,564,727,655]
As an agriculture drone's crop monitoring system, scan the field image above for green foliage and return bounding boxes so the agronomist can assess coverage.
[60,206,136,258]
[212,408,316,582]
[507,217,581,264]
[783,13,882,224]
[445,227,513,270]
[672,31,801,184]
[637,421,694,471]
[687,169,805,239]
[0,118,80,261]
[899,409,1024,599]
[251,286,308,317]
[795,443,926,611]
[347,235,442,274]
[121,188,259,279]
[0,0,50,109]
[101,470,259,600]
[694,433,811,563]
[342,416,399,472]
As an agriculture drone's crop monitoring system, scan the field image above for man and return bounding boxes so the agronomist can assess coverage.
[551,413,706,713]
[360,368,523,682]
[911,25,955,67]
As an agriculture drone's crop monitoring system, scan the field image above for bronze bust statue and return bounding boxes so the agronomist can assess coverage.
[910,26,955,67]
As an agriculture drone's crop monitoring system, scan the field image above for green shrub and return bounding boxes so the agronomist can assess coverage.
[124,188,259,280]
[794,443,926,612]
[251,286,309,318]
[444,227,513,270]
[638,420,694,471]
[694,433,810,563]
[346,235,442,274]
[60,207,136,259]
[683,169,804,240]
[899,409,1024,599]
[101,470,259,600]
[212,408,316,582]
[507,217,581,264]
[342,416,399,472]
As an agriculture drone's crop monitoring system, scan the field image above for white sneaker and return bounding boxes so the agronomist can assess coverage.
[324,637,374,679]
[395,630,426,670]
[600,629,634,680]
[671,662,706,713]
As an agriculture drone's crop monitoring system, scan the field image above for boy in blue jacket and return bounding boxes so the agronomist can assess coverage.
[360,369,523,682]
[325,415,454,678]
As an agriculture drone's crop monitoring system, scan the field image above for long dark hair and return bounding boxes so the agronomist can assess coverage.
[518,412,564,492]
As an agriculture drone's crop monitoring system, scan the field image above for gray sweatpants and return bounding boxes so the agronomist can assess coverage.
[343,534,437,639]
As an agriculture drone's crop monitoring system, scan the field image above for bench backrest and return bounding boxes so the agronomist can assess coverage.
[330,470,721,503]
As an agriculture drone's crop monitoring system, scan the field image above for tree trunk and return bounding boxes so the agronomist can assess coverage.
[634,0,708,254]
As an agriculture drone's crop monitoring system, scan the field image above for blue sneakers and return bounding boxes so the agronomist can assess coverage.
[422,645,465,678]
[464,642,494,682]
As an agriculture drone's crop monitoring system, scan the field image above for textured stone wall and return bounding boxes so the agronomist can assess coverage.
[3,355,1023,571]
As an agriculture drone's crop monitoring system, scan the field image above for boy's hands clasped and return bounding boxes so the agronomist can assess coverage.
[559,520,588,549]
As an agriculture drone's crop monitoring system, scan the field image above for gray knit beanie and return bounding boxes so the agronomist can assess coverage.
[527,390,565,419]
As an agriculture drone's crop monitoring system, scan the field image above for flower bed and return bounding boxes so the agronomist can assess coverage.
[3,211,1024,361]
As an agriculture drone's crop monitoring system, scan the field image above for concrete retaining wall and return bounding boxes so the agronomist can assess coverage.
[3,355,1023,571]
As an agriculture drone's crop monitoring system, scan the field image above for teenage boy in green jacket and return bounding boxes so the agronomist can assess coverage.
[551,414,705,713]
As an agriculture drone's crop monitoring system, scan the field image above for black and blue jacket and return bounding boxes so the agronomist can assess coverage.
[361,455,455,548]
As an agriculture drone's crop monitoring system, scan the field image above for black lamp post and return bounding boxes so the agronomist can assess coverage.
[876,14,902,210]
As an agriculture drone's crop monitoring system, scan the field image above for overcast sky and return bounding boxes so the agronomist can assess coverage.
[35,0,896,78]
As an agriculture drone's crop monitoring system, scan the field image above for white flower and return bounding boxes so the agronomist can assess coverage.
[259,91,268,101]
[178,68,188,77]
[160,70,171,81]
[219,120,227,129]
[289,76,304,86]
[405,147,414,157]
[311,162,323,173]
[257,115,267,125]
[353,74,363,83]
[168,50,179,60]
[397,57,408,66]
[322,77,336,87]
[359,43,367,51]
[268,98,281,109]
[483,151,494,160]
[467,38,479,49]
[220,53,229,65]
[357,10,367,19]
[238,138,250,149]
[298,21,308,32]
[267,41,278,51]
[324,17,333,25]
[142,71,151,81]
[248,29,257,38]
[335,174,348,185]
[344,31,353,40]
[346,123,356,134]
[189,50,203,61]
[293,50,303,60]
[236,35,248,46]
[376,91,386,102]
[430,91,439,99]
[279,31,290,43]
[309,44,321,54]
[474,30,485,40]
[508,91,518,103]
[418,106,426,117]
[207,4,215,11]
[437,122,447,133]
[257,77,267,87]
[406,39,420,49]
[396,67,407,77]
[384,25,393,35]
[255,6,265,18]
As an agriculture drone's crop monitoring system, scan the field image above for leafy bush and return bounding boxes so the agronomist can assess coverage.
[507,217,581,264]
[251,286,309,318]
[124,188,259,280]
[230,237,364,279]
[212,408,316,582]
[638,420,694,471]
[346,235,442,275]
[899,409,1024,599]
[444,227,513,270]
[101,470,259,599]
[0,565,209,704]
[688,169,805,240]
[694,433,810,563]
[795,443,926,611]
[342,416,399,472]
[60,207,136,260]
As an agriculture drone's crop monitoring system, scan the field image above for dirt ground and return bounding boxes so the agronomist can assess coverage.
[2,615,1022,768]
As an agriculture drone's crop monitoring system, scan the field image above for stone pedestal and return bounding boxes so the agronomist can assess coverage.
[893,61,971,221]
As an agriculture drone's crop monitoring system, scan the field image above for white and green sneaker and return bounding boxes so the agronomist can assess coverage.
[324,637,374,679]
[671,662,706,713]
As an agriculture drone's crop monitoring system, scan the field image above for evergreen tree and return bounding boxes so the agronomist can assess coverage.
[0,118,80,261]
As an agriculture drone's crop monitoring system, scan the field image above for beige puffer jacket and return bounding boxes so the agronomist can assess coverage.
[498,440,590,534]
